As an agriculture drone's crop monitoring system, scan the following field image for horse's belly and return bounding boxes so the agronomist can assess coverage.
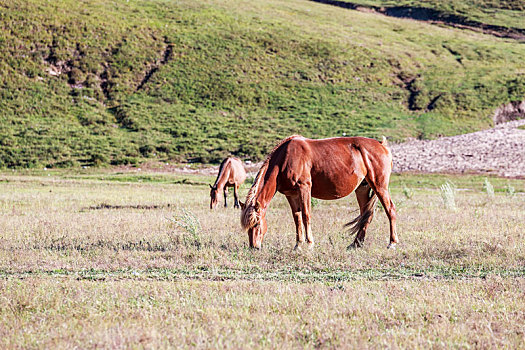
[311,173,361,200]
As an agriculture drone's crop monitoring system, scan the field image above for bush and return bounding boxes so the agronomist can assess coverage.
[483,178,495,198]
[440,181,457,210]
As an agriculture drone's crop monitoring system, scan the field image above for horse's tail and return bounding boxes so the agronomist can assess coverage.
[380,135,393,170]
[344,186,378,235]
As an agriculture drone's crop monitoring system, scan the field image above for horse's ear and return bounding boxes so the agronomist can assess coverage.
[209,184,213,189]
[239,201,245,210]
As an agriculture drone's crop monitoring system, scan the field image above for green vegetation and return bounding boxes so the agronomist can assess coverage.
[336,0,525,30]
[1,0,524,167]
[0,172,524,347]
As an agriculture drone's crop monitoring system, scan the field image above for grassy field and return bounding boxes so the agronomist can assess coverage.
[1,0,525,167]
[0,171,524,348]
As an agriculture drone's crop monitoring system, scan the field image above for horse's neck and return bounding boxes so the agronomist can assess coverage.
[255,164,278,209]
[214,161,231,189]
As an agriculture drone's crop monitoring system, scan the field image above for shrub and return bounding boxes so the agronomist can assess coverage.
[440,181,457,210]
[483,178,495,198]
[168,209,202,249]
[402,185,414,199]
[505,184,516,197]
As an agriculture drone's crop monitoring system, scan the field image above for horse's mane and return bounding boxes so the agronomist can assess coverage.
[241,135,302,230]
[213,157,231,188]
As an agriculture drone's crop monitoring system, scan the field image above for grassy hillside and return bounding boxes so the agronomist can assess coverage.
[0,0,524,167]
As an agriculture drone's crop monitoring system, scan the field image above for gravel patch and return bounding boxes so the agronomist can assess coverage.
[391,119,525,178]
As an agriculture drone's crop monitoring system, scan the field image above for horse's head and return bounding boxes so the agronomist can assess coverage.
[209,184,219,209]
[240,200,267,249]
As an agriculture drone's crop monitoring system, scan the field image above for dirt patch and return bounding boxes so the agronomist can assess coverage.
[391,119,525,178]
[136,36,174,91]
[493,100,525,125]
[112,161,262,177]
[83,203,173,211]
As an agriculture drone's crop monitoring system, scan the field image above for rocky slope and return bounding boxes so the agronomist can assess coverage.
[391,119,525,178]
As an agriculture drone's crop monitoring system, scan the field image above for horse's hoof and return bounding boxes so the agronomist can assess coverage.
[249,243,262,250]
[306,242,315,250]
[387,242,397,250]
[293,244,302,251]
[347,241,362,250]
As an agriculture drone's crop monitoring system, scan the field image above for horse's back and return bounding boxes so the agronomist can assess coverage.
[307,137,391,167]
[277,136,391,199]
[285,136,390,166]
[228,157,247,184]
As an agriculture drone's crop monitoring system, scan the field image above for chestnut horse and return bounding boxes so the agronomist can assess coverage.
[240,135,398,250]
[210,157,247,209]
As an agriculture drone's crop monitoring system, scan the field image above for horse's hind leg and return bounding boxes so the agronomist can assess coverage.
[223,187,228,208]
[286,195,305,250]
[367,177,398,249]
[233,184,240,209]
[349,181,375,248]
[378,189,398,248]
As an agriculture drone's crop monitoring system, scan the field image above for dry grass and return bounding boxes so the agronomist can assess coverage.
[0,172,524,348]
[1,278,524,349]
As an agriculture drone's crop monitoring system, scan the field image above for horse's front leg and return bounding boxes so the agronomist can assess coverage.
[300,185,314,249]
[286,196,304,250]
[223,187,228,208]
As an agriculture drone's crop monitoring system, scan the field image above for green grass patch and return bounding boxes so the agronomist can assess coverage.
[2,266,525,282]
[390,173,525,192]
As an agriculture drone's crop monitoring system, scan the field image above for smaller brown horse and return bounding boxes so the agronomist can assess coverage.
[240,135,398,250]
[210,157,247,209]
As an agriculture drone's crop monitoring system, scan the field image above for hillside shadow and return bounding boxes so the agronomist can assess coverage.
[308,0,525,41]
